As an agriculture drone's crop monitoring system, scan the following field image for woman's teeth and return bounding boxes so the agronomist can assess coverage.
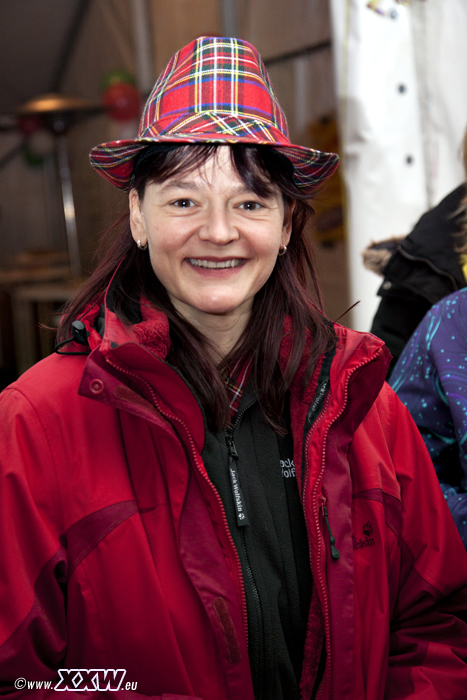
[189,259,243,269]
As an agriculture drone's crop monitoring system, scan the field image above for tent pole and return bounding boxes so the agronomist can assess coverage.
[130,0,154,96]
[56,134,81,278]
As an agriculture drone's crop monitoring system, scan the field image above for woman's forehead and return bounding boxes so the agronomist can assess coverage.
[151,149,280,199]
[160,149,241,187]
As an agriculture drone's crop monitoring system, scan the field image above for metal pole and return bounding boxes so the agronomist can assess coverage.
[56,134,81,277]
[130,0,154,95]
[220,0,239,37]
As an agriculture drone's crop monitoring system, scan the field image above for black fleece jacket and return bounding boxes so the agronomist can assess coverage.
[202,386,313,700]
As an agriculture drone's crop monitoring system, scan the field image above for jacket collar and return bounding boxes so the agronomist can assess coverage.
[81,295,171,361]
[277,314,390,407]
[80,288,390,441]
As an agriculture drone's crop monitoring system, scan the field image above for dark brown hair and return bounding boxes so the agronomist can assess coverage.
[59,144,335,431]
[456,127,467,254]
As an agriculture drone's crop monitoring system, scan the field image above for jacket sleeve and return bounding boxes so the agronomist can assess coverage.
[390,298,467,547]
[0,387,202,700]
[383,388,467,698]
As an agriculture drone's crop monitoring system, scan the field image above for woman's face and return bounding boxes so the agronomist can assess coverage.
[129,146,291,330]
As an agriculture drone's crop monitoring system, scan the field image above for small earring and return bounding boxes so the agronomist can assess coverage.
[137,239,148,251]
[278,244,287,256]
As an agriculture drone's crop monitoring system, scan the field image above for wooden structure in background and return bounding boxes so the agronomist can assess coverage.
[11,280,82,376]
[150,0,221,76]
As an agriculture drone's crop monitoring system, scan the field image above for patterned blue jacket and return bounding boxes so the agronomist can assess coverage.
[391,289,467,547]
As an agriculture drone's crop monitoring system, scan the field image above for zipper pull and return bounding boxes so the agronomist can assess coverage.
[226,435,249,527]
[226,434,238,459]
[322,501,340,561]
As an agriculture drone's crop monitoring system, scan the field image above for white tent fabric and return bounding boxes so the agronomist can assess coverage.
[330,0,467,331]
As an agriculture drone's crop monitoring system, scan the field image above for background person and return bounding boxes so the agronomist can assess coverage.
[1,36,467,700]
[391,288,467,548]
[363,127,467,376]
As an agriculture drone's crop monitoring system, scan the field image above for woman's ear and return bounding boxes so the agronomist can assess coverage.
[129,189,147,246]
[282,202,295,247]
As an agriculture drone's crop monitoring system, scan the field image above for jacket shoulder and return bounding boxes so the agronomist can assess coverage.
[403,184,465,253]
[0,353,99,452]
[2,352,86,407]
[332,323,390,370]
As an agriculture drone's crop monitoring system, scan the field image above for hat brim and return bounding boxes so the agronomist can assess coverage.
[89,133,339,195]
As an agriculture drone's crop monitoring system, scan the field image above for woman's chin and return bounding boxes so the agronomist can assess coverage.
[191,303,246,318]
[172,295,253,323]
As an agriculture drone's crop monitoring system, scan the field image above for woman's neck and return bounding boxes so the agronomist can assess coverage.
[171,300,252,360]
[193,313,250,360]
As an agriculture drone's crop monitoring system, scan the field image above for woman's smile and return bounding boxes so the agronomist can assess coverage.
[187,257,246,269]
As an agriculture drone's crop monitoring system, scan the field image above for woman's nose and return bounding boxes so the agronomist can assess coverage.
[198,206,239,245]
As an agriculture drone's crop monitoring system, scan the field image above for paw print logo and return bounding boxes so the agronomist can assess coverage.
[363,521,373,537]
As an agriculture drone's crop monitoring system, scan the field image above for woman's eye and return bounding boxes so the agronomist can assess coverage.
[239,201,262,211]
[172,198,194,208]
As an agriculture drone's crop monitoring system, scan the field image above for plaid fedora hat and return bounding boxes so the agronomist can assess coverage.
[89,36,339,194]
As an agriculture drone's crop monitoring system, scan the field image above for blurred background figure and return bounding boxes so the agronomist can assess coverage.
[391,288,467,548]
[363,126,467,376]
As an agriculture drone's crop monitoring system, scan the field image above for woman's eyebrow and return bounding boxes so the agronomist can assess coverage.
[159,180,256,196]
[159,180,198,193]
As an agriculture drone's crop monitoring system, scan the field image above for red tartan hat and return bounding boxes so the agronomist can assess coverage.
[89,36,339,194]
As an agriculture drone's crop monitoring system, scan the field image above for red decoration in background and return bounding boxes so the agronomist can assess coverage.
[17,114,43,135]
[102,81,141,122]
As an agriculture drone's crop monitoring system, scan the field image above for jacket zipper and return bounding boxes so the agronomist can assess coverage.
[322,503,340,561]
[239,527,264,697]
[301,350,385,699]
[224,399,264,686]
[105,354,249,640]
[301,392,331,700]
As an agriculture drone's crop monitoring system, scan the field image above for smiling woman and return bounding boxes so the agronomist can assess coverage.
[1,35,467,700]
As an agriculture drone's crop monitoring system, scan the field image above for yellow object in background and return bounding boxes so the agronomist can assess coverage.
[308,115,345,245]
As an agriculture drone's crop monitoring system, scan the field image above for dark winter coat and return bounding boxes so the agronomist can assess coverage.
[363,184,467,374]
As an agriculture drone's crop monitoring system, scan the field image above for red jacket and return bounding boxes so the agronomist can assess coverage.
[1,301,466,699]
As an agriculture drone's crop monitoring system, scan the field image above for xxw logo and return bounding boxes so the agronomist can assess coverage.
[55,669,126,691]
